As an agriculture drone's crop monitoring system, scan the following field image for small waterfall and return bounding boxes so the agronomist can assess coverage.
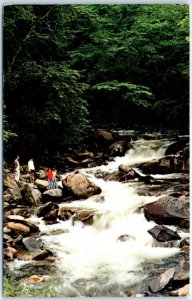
[83,138,172,174]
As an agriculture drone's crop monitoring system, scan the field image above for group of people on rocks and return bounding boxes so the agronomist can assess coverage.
[13,155,57,189]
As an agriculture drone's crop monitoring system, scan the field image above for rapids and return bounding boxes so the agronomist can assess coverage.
[6,135,189,296]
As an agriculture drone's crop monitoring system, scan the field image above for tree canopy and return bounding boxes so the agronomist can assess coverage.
[3,4,189,159]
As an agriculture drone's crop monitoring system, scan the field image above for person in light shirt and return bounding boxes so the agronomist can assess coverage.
[28,158,35,183]
[14,155,20,182]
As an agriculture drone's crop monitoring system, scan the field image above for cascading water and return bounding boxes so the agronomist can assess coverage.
[7,136,188,297]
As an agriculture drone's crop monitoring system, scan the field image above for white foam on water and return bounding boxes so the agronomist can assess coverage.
[8,137,186,292]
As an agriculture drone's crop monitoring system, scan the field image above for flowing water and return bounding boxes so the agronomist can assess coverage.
[5,135,189,297]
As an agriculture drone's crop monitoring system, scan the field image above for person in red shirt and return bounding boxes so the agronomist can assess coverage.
[47,168,53,189]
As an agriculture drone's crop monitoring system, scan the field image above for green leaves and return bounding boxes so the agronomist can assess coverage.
[3,4,189,157]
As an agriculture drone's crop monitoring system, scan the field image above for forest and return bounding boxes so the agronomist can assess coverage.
[3,4,189,161]
[3,4,190,297]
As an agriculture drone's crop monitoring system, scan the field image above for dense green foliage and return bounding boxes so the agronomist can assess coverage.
[3,4,189,159]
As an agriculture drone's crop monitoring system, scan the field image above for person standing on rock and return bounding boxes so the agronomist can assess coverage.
[28,158,35,184]
[52,168,57,189]
[47,168,53,189]
[14,155,20,182]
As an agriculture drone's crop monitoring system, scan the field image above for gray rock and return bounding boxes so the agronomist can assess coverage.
[149,268,175,293]
[22,236,44,253]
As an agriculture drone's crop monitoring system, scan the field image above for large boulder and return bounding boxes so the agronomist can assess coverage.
[37,202,59,221]
[94,129,113,148]
[62,171,101,199]
[144,195,189,228]
[21,184,42,206]
[165,138,189,155]
[139,155,188,174]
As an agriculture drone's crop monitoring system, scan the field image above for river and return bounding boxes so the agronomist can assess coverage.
[4,132,189,297]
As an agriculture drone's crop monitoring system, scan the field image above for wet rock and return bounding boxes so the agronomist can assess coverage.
[62,171,101,199]
[104,171,128,181]
[119,164,131,173]
[4,234,14,245]
[149,268,175,293]
[95,129,113,148]
[4,207,35,219]
[87,162,97,168]
[4,249,14,261]
[148,225,181,242]
[4,173,19,189]
[42,188,63,202]
[3,188,22,203]
[165,138,189,155]
[36,169,47,179]
[151,240,180,248]
[139,155,187,174]
[32,249,52,261]
[144,195,189,228]
[178,260,189,271]
[21,184,42,206]
[35,179,48,189]
[78,151,94,159]
[5,216,40,236]
[58,207,74,220]
[22,237,44,252]
[14,250,33,260]
[37,202,59,221]
[76,211,94,225]
[173,271,189,282]
[169,284,189,296]
[109,140,131,157]
[28,275,46,284]
[105,168,140,182]
[47,229,69,235]
[6,222,30,234]
[179,237,190,248]
[3,202,9,209]
[64,156,80,166]
[80,158,95,167]
[181,245,190,253]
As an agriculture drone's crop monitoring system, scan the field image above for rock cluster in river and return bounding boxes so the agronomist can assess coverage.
[3,130,189,296]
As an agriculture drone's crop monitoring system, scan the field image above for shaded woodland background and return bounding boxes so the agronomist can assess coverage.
[3,4,189,162]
